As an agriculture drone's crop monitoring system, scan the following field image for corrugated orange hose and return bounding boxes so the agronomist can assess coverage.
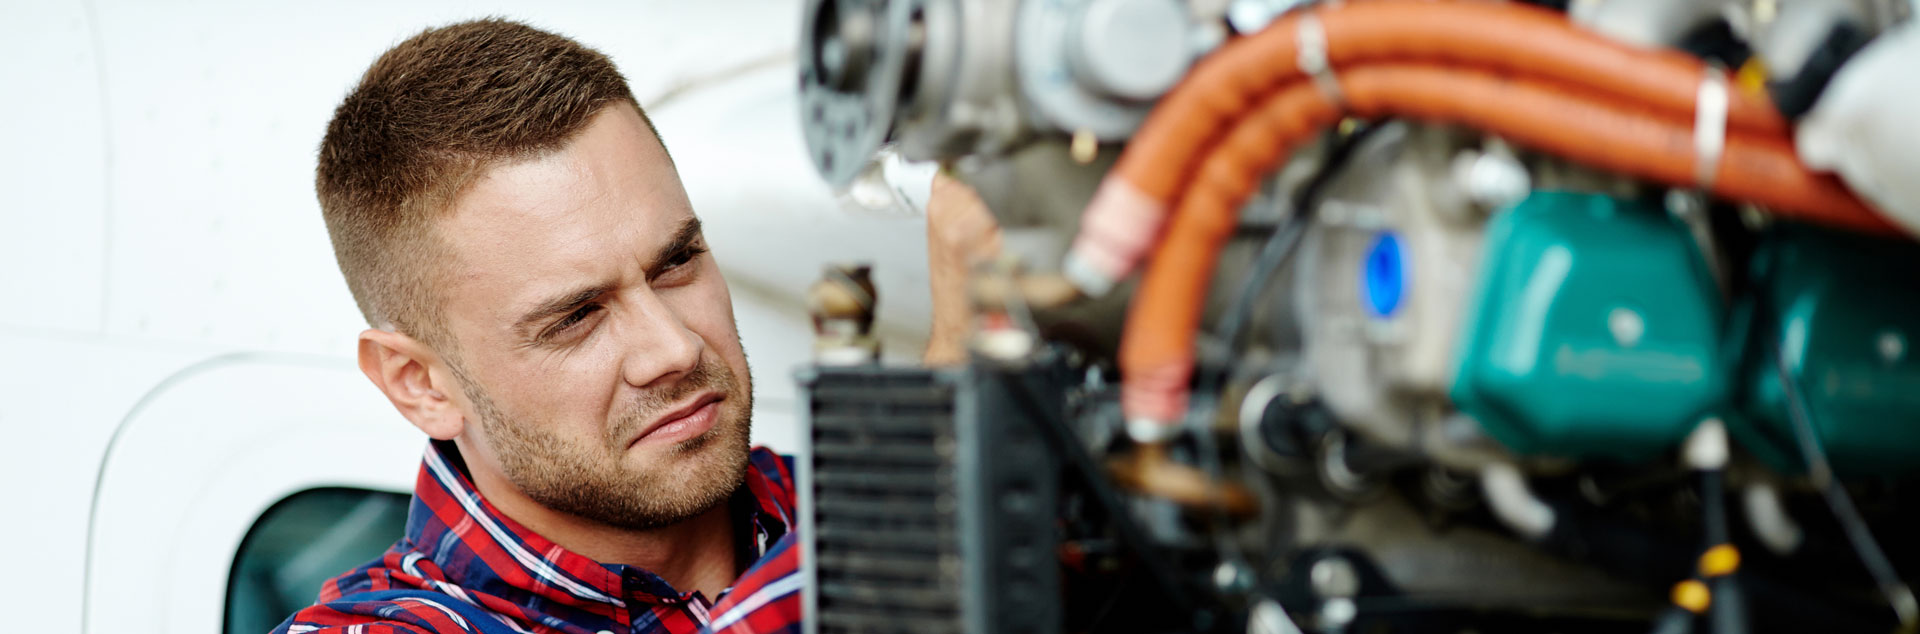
[1118,65,1895,425]
[1065,0,1879,295]
[1120,0,1783,200]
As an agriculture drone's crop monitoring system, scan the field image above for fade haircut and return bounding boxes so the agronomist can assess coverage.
[317,18,664,348]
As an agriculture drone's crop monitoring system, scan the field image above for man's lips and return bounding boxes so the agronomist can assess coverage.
[628,392,723,448]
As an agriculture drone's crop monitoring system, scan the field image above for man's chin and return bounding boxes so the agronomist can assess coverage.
[554,431,748,530]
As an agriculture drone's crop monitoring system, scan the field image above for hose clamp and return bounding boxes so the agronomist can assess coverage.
[1127,417,1184,444]
[1694,66,1729,190]
[1297,14,1345,107]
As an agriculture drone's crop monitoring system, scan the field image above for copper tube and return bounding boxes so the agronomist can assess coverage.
[1107,442,1259,517]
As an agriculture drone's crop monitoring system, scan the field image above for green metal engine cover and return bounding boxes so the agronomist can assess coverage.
[1450,192,1727,461]
[1733,227,1920,476]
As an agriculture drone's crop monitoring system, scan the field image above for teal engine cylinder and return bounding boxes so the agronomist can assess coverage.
[1449,192,1729,461]
[1733,227,1920,476]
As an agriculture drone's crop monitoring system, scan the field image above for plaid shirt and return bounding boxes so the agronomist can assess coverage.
[271,441,803,634]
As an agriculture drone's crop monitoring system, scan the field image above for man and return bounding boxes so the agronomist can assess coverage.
[274,18,995,634]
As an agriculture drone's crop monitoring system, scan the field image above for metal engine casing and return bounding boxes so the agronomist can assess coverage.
[1293,127,1490,460]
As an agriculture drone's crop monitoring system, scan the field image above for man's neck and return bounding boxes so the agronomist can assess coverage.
[456,450,740,600]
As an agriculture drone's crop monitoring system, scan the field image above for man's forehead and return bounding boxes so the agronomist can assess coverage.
[435,107,692,320]
[446,108,681,232]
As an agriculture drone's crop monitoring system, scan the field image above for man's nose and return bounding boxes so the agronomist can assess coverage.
[617,287,704,389]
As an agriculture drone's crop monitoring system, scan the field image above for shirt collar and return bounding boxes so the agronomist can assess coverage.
[403,440,794,613]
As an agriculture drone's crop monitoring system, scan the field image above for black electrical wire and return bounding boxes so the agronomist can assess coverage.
[1643,457,1747,634]
[1775,346,1919,631]
[1215,122,1383,351]
[1213,219,1314,354]
[1190,123,1385,483]
[1701,470,1729,546]
[1177,123,1387,615]
[1185,124,1384,532]
[1699,467,1747,634]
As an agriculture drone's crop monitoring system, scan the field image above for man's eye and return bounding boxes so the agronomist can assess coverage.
[550,304,601,335]
[658,246,708,277]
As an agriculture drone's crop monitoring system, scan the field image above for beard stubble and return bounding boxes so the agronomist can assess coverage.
[461,354,753,531]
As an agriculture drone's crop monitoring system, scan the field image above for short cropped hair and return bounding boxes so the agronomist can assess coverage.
[317,18,662,347]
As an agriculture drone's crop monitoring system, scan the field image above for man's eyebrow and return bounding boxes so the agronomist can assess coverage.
[514,284,609,337]
[510,218,703,338]
[642,216,705,276]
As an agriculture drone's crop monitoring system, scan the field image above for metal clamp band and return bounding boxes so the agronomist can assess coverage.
[1127,417,1184,444]
[1694,66,1729,190]
[1297,14,1346,107]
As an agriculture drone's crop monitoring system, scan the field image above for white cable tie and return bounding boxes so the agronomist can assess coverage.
[1296,14,1345,107]
[1694,66,1729,190]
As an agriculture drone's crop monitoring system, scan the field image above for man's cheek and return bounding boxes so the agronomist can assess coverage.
[534,349,620,430]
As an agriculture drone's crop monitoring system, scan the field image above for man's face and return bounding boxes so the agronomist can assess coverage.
[433,105,753,530]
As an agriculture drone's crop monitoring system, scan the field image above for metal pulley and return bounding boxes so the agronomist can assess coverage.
[800,0,919,187]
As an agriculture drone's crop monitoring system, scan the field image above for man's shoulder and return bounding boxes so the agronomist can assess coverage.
[272,551,513,634]
[270,588,511,634]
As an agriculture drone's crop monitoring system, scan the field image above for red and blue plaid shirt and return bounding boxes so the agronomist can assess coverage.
[271,441,803,634]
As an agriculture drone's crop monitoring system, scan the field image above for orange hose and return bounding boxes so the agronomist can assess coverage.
[1115,0,1787,207]
[1118,65,1895,425]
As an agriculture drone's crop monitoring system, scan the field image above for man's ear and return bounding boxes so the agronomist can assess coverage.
[358,328,465,440]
